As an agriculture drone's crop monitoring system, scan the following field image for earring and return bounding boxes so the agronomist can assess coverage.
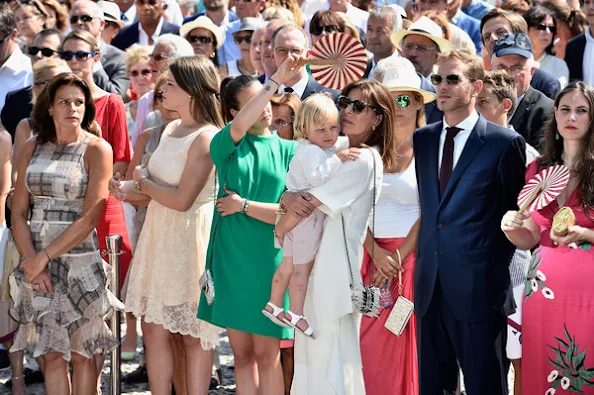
[210,52,215,59]
[556,132,560,141]
[372,124,377,131]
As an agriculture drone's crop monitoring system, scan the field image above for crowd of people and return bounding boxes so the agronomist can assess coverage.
[0,0,591,393]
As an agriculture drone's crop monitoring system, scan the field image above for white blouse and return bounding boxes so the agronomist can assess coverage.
[373,159,421,239]
[537,53,569,88]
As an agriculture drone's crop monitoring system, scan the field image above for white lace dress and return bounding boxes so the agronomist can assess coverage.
[124,121,222,349]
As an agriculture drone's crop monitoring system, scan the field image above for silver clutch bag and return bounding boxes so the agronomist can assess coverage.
[200,269,215,305]
[384,271,414,336]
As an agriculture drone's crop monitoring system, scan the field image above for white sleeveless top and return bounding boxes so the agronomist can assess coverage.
[372,159,420,238]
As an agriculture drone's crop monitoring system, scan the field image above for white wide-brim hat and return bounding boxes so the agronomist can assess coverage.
[382,58,436,103]
[98,1,125,28]
[180,16,225,49]
[391,16,453,55]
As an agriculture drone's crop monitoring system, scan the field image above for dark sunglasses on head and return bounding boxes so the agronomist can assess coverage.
[59,50,95,61]
[311,24,339,36]
[69,14,94,24]
[187,35,213,44]
[337,95,381,114]
[531,23,556,34]
[234,35,252,44]
[130,68,152,77]
[150,53,169,62]
[396,94,411,108]
[430,74,465,86]
[27,46,57,57]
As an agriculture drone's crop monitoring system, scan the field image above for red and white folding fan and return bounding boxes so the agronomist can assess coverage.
[517,164,570,213]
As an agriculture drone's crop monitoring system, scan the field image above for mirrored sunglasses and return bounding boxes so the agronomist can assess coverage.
[396,94,411,108]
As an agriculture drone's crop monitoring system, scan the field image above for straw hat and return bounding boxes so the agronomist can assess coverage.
[98,1,125,28]
[382,58,436,103]
[391,16,453,54]
[180,16,225,49]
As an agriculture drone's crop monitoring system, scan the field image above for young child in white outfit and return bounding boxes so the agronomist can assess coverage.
[262,94,359,338]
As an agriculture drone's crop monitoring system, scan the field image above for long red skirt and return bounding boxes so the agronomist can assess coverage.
[360,237,418,395]
[96,194,132,289]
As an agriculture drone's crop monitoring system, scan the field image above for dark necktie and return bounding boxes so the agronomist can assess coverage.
[121,12,127,21]
[284,87,294,93]
[439,126,461,197]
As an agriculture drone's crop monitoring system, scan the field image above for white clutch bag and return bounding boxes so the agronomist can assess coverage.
[384,270,414,336]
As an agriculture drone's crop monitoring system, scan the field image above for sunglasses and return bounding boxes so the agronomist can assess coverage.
[59,50,96,61]
[396,94,411,108]
[130,68,152,77]
[150,53,169,62]
[234,35,252,44]
[311,24,340,36]
[272,119,292,129]
[155,90,164,102]
[27,46,58,57]
[33,78,51,87]
[337,95,381,114]
[531,23,556,34]
[187,35,213,44]
[430,74,467,86]
[69,14,94,24]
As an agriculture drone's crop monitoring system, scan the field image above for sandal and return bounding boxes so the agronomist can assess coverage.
[282,310,315,338]
[262,302,291,328]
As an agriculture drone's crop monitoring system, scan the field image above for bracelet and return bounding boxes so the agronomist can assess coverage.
[269,78,280,88]
[392,249,402,266]
[276,191,288,215]
[43,248,51,262]
[241,199,250,214]
[134,176,148,194]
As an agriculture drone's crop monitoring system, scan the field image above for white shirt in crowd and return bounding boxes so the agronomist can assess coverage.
[0,46,32,111]
[121,5,136,25]
[438,110,479,172]
[138,16,164,45]
[537,52,569,88]
[123,0,182,28]
[286,137,349,192]
[278,73,309,98]
[583,28,594,86]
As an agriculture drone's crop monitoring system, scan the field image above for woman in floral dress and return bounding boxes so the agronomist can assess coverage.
[502,81,594,394]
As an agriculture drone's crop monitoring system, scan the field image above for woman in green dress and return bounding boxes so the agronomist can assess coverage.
[197,56,300,394]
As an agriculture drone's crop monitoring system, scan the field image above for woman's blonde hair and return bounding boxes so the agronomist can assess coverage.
[41,0,68,32]
[293,93,338,140]
[32,57,69,102]
[61,29,100,54]
[12,0,48,19]
[125,44,152,74]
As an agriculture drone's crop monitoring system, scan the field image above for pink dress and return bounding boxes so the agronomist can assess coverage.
[359,163,420,395]
[522,160,594,394]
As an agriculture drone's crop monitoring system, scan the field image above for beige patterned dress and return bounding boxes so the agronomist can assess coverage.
[124,121,221,349]
[9,134,123,360]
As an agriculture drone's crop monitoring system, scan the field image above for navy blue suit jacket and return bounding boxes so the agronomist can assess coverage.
[112,20,180,51]
[301,75,339,100]
[454,11,482,56]
[413,116,526,322]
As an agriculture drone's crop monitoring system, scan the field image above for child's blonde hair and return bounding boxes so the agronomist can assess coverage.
[293,93,339,140]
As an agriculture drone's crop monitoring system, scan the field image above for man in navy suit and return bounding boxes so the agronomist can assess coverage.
[112,0,179,50]
[272,24,338,100]
[414,49,526,395]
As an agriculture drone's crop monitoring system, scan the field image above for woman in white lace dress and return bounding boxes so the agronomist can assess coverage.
[110,55,224,395]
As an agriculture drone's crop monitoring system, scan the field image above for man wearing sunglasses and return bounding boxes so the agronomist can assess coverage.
[492,32,553,152]
[0,6,31,115]
[414,49,526,395]
[1,28,61,140]
[70,0,130,97]
[272,23,338,100]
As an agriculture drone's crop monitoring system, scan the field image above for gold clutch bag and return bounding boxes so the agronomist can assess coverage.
[384,270,414,336]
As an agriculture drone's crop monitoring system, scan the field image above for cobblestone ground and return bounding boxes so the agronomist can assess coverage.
[0,321,237,394]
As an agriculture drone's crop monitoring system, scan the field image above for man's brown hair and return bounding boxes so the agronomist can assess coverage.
[480,8,528,45]
[482,70,517,114]
[439,49,485,82]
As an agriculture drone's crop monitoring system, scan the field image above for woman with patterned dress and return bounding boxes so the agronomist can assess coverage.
[110,56,223,395]
[502,81,594,394]
[8,73,122,394]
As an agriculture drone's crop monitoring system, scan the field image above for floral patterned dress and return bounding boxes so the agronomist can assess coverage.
[522,160,594,394]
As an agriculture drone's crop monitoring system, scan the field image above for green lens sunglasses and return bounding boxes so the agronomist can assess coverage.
[396,94,411,108]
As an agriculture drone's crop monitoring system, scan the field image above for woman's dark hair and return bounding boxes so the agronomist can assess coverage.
[220,75,258,123]
[523,6,556,55]
[309,10,346,35]
[169,55,224,128]
[341,79,399,170]
[211,35,220,67]
[541,81,594,209]
[32,72,101,143]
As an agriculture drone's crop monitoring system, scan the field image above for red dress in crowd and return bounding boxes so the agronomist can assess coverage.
[522,160,594,394]
[94,93,133,287]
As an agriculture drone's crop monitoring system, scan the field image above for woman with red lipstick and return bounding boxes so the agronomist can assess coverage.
[197,57,300,395]
[502,81,594,394]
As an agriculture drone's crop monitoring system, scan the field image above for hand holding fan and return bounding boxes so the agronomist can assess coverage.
[517,164,570,213]
[299,33,368,90]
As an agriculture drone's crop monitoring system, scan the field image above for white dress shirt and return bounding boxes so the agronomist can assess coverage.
[278,73,309,98]
[138,17,164,46]
[121,5,137,25]
[438,110,479,173]
[0,46,32,111]
[583,28,594,86]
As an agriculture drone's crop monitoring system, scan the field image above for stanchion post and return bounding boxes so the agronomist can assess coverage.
[106,235,122,395]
